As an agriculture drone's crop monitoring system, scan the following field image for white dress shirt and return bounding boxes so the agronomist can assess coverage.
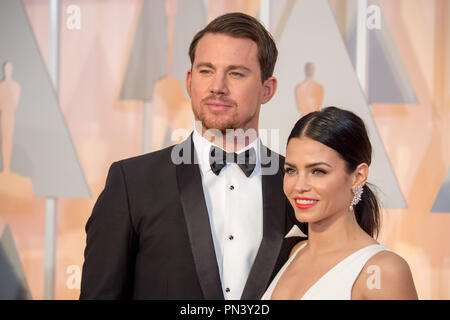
[192,128,263,300]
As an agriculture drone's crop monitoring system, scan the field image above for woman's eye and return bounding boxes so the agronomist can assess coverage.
[284,167,296,175]
[312,169,326,175]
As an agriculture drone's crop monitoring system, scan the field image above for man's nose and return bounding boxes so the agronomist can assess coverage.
[209,73,229,95]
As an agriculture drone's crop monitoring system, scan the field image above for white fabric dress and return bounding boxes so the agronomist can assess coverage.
[261,242,391,300]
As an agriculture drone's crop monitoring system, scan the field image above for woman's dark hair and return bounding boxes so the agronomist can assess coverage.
[189,12,278,82]
[287,106,380,238]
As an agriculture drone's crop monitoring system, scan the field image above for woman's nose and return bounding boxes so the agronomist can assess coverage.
[294,175,311,193]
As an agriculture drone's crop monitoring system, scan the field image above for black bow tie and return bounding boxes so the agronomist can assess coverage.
[209,146,256,177]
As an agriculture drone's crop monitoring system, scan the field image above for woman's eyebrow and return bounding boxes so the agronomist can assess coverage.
[284,162,296,168]
[305,162,332,169]
[285,161,332,168]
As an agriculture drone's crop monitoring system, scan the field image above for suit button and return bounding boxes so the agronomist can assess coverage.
[226,288,230,293]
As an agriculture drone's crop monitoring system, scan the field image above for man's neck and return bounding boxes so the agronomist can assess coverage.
[194,122,258,153]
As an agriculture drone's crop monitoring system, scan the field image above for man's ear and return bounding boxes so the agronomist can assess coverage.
[261,76,277,104]
[186,69,192,97]
[352,163,369,189]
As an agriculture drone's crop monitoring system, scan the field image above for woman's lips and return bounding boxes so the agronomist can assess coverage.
[294,197,319,210]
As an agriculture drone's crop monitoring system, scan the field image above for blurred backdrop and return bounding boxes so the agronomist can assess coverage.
[0,0,449,299]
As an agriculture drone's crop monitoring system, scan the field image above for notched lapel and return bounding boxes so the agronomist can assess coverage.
[175,135,224,300]
[241,145,286,300]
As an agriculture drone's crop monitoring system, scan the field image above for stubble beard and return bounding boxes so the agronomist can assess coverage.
[199,112,236,134]
[194,96,239,134]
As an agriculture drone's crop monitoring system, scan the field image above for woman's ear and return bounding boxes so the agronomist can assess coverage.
[352,163,369,188]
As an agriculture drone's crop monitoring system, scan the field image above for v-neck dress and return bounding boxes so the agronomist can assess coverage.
[261,242,391,300]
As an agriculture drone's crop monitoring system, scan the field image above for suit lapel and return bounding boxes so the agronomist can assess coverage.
[175,135,224,300]
[241,145,286,300]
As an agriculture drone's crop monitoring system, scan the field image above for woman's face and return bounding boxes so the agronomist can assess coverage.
[283,137,357,224]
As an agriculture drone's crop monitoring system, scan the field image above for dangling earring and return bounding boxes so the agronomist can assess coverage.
[350,185,363,211]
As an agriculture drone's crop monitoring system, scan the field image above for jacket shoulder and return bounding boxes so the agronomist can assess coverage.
[116,144,176,171]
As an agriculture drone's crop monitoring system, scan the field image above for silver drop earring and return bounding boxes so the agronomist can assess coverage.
[350,185,363,211]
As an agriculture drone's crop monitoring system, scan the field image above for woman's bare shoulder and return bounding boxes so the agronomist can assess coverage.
[353,249,418,300]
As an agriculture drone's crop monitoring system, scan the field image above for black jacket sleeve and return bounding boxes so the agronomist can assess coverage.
[80,161,138,299]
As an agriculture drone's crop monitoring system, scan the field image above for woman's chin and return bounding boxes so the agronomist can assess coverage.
[294,212,316,224]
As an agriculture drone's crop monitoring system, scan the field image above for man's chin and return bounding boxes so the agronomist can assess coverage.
[201,119,235,134]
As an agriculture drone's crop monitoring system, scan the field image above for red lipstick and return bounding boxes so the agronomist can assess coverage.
[294,197,319,210]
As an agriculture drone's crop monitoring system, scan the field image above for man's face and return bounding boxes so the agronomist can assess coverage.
[186,33,276,134]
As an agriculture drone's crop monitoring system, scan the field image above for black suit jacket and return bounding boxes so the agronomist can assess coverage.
[80,134,303,299]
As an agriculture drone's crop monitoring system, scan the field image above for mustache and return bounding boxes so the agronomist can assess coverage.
[201,94,236,107]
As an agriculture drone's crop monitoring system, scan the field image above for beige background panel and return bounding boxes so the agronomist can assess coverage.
[0,0,448,299]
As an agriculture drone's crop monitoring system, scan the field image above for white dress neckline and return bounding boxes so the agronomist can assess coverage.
[262,242,388,300]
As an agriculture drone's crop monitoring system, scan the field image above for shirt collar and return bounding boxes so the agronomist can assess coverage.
[192,124,261,175]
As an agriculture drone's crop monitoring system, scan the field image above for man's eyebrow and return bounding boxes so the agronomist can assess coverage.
[226,65,251,73]
[193,63,251,73]
[194,62,214,69]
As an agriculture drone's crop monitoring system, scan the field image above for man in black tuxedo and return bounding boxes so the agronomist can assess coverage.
[80,12,304,300]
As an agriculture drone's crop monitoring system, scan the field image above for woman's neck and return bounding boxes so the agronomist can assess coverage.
[305,210,368,255]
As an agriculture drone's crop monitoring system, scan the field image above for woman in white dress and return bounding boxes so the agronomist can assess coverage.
[262,107,417,300]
